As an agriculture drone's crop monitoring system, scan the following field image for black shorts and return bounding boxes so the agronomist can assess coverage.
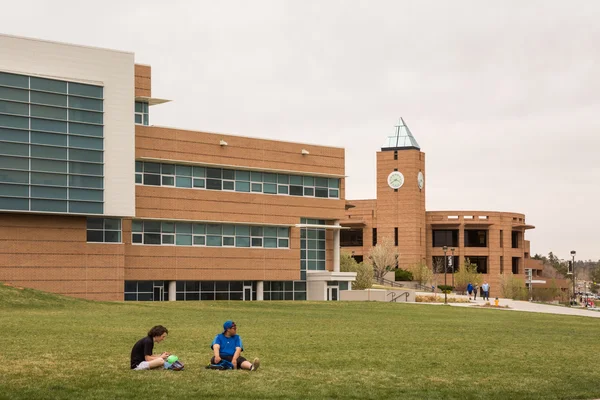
[211,355,247,369]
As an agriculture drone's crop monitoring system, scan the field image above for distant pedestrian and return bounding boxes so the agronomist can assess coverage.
[482,281,490,301]
[473,284,478,300]
[467,282,473,299]
[479,285,484,299]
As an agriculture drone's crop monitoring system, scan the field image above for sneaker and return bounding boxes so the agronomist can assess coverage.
[250,358,260,371]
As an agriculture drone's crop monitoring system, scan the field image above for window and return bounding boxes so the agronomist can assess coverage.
[87,218,121,243]
[464,230,487,247]
[134,161,341,199]
[372,228,377,246]
[301,218,326,272]
[394,227,398,246]
[432,230,458,247]
[500,256,504,274]
[512,257,520,274]
[131,220,290,248]
[465,256,488,274]
[0,71,104,214]
[511,231,519,248]
[432,256,459,273]
[135,101,149,125]
[500,230,504,248]
[340,229,363,247]
[263,280,306,301]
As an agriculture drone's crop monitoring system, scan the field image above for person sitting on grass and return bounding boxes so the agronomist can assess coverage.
[130,325,171,370]
[210,320,260,371]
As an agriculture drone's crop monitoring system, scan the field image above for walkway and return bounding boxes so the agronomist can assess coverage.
[415,292,600,319]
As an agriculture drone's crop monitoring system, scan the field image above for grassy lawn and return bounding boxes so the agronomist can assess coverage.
[1,284,600,400]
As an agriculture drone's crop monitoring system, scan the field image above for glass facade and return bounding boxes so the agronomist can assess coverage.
[263,281,306,300]
[0,71,104,214]
[135,101,148,125]
[135,161,340,199]
[131,220,290,248]
[300,218,327,279]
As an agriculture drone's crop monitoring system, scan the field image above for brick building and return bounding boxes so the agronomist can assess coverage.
[341,119,551,294]
[0,34,551,302]
[0,34,355,301]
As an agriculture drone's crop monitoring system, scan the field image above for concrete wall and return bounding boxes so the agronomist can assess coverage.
[340,288,415,302]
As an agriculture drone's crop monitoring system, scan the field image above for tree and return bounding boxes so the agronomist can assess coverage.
[499,273,527,300]
[340,251,373,290]
[590,266,600,294]
[368,237,399,282]
[453,259,482,294]
[409,262,433,287]
[432,257,445,274]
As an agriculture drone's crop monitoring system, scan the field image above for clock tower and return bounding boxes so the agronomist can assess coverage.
[375,118,426,270]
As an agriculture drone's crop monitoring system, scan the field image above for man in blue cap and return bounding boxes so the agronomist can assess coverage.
[210,320,260,371]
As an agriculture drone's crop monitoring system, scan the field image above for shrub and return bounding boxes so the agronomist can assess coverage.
[395,268,413,281]
[437,285,454,293]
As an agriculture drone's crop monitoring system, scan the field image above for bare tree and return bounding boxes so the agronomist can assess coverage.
[409,261,433,287]
[368,237,399,282]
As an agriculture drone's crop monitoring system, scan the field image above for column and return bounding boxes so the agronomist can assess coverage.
[256,281,264,301]
[333,220,340,273]
[168,281,176,301]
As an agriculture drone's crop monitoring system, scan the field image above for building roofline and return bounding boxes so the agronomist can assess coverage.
[147,124,345,150]
[0,33,134,55]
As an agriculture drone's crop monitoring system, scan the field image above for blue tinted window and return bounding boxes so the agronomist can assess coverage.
[30,91,68,107]
[30,77,67,93]
[0,197,28,210]
[0,114,28,129]
[68,83,103,98]
[0,72,28,88]
[0,86,28,102]
[0,100,28,115]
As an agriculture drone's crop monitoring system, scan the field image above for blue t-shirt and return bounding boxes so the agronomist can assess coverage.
[211,333,243,357]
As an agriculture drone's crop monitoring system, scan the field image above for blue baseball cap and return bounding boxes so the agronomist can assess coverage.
[223,320,236,330]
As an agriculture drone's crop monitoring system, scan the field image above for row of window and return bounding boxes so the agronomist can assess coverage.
[0,155,103,174]
[0,115,104,135]
[432,229,521,249]
[132,220,290,248]
[0,197,102,213]
[135,162,340,199]
[0,169,104,188]
[0,102,103,124]
[124,280,314,301]
[0,72,103,98]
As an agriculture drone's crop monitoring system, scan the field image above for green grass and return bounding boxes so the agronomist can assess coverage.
[1,284,600,400]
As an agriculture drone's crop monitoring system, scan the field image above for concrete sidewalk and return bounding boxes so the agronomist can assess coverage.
[415,292,600,318]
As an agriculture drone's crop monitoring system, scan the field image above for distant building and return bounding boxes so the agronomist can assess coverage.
[341,119,554,294]
[0,34,560,302]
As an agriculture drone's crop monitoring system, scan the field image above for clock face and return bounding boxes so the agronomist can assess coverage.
[387,171,404,189]
[417,171,424,190]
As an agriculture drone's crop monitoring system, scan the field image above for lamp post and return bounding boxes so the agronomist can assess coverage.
[571,250,576,304]
[443,246,448,304]
[450,248,455,289]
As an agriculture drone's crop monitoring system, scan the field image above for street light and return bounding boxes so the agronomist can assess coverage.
[571,250,576,304]
[450,247,455,289]
[443,246,448,304]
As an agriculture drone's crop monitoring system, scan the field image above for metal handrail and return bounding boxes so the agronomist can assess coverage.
[387,291,410,302]
[373,275,405,288]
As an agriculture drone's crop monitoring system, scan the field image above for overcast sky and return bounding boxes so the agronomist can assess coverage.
[2,0,599,260]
